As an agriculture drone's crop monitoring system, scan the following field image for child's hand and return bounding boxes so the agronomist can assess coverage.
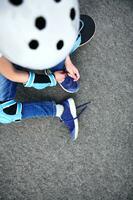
[54,71,67,83]
[65,56,80,81]
[65,63,80,81]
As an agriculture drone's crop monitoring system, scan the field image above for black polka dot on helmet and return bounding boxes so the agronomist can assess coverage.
[54,0,62,2]
[29,40,39,50]
[57,40,64,50]
[9,0,23,6]
[70,8,76,20]
[35,16,46,30]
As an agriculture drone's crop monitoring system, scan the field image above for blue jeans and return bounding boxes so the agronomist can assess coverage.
[0,36,81,121]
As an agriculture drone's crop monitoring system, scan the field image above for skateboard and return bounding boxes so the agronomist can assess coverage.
[78,14,96,47]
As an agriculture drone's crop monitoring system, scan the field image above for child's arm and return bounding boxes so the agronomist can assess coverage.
[0,56,66,84]
[0,56,29,83]
[65,55,80,81]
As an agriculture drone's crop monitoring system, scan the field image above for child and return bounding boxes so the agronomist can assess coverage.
[0,0,86,141]
[0,54,81,141]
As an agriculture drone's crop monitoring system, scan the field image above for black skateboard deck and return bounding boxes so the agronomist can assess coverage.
[79,15,95,47]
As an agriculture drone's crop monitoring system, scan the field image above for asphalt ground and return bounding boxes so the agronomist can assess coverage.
[0,0,133,199]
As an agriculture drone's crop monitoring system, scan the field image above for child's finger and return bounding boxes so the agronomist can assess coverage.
[70,72,77,80]
[73,75,79,81]
[67,73,74,79]
[75,69,80,80]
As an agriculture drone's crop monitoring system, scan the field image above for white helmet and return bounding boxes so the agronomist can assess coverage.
[0,0,80,70]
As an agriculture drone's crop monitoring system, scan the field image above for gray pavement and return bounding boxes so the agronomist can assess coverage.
[0,0,133,199]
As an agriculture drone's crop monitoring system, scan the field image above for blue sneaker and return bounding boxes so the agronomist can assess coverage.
[45,69,79,93]
[59,76,80,93]
[61,98,79,141]
[60,99,91,141]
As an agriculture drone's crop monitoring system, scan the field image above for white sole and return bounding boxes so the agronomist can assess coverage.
[59,83,79,94]
[68,98,79,140]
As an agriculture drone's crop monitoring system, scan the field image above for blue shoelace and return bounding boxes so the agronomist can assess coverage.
[61,101,91,123]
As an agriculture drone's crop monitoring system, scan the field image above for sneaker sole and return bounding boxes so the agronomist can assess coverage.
[68,98,79,140]
[59,83,79,94]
